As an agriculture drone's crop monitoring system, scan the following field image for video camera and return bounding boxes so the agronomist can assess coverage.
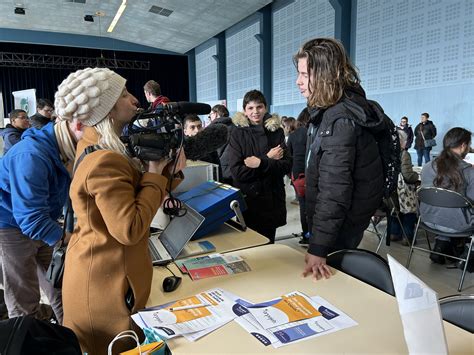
[121,102,211,161]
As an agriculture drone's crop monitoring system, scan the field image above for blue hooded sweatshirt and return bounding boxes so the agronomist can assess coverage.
[0,124,26,155]
[0,122,70,246]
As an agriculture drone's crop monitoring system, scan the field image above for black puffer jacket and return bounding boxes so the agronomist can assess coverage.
[414,120,437,149]
[305,86,384,257]
[227,112,292,230]
[210,116,235,182]
[287,125,307,178]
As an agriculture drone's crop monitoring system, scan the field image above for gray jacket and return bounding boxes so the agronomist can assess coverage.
[420,159,474,231]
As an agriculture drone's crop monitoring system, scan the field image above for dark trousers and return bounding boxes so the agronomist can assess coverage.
[0,228,63,323]
[389,213,417,240]
[297,195,308,235]
[247,223,276,244]
[416,147,431,166]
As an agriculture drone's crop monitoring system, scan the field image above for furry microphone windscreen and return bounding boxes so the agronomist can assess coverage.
[183,123,228,160]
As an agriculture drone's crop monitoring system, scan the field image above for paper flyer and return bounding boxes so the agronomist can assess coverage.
[181,254,251,280]
[233,294,358,348]
[245,292,321,329]
[134,289,357,347]
[135,288,238,340]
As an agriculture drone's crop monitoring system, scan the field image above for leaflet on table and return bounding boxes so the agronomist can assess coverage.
[179,240,216,258]
[175,253,225,274]
[233,293,358,348]
[134,288,239,339]
[244,291,322,329]
[179,254,251,280]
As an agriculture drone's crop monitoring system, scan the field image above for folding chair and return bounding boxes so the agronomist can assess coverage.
[406,187,474,292]
[327,249,395,296]
[439,294,474,333]
[373,197,411,253]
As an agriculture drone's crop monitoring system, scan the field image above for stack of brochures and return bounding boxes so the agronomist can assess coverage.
[132,289,358,347]
[132,288,239,341]
[233,291,358,348]
[175,253,251,280]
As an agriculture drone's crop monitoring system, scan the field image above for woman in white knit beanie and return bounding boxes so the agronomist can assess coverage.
[57,67,185,355]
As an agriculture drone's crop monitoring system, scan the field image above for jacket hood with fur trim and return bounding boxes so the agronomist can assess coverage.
[232,112,282,132]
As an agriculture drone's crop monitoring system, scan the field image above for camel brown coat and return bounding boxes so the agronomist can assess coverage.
[63,127,177,354]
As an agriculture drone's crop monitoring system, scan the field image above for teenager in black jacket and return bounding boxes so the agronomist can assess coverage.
[414,112,437,166]
[226,90,292,243]
[295,38,384,281]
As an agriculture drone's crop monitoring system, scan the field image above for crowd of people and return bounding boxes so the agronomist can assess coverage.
[0,37,472,354]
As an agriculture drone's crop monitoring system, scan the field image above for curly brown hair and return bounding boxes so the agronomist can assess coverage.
[294,38,360,108]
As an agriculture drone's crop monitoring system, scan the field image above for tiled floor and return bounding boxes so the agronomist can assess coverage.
[275,180,474,297]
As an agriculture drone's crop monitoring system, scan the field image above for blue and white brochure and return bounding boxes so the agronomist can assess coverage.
[233,292,358,348]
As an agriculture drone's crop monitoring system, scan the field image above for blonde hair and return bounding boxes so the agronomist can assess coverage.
[94,117,141,171]
[294,38,360,108]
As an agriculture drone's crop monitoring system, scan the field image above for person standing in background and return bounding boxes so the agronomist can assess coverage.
[287,108,310,244]
[398,116,413,150]
[208,104,229,123]
[227,90,292,243]
[414,112,437,166]
[143,80,170,109]
[208,104,235,185]
[0,109,30,155]
[29,98,55,129]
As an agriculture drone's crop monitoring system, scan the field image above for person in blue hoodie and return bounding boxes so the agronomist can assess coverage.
[0,114,84,323]
[0,109,30,155]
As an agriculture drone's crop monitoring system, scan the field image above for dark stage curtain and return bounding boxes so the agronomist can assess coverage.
[0,42,189,117]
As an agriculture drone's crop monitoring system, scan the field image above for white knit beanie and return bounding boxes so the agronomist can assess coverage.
[54,67,126,126]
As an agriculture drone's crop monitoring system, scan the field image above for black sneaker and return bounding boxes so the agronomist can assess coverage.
[430,239,452,265]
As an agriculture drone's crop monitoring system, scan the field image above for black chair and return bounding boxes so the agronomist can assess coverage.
[373,196,412,253]
[326,249,395,296]
[406,187,474,292]
[439,294,474,333]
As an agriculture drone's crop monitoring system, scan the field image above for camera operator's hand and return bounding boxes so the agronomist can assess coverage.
[147,150,187,177]
[267,146,284,160]
[148,158,172,175]
[167,149,186,175]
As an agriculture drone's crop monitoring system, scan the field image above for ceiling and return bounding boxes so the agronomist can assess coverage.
[0,0,272,54]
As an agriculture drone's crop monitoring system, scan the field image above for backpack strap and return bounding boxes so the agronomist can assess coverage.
[72,145,102,175]
[59,145,102,242]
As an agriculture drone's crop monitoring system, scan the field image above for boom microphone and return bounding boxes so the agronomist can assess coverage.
[165,102,211,116]
[184,123,228,161]
[134,102,211,120]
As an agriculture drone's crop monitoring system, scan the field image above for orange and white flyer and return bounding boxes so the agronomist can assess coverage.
[134,288,237,340]
[247,291,321,329]
[233,292,358,348]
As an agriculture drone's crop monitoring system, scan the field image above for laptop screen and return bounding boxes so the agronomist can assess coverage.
[160,204,205,259]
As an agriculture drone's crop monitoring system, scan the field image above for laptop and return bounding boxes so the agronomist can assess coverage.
[148,204,205,266]
[387,255,448,354]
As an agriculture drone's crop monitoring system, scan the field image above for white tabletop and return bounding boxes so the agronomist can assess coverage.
[148,244,472,354]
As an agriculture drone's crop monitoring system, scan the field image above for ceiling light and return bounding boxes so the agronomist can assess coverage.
[107,0,127,33]
[84,14,94,22]
[14,7,25,15]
